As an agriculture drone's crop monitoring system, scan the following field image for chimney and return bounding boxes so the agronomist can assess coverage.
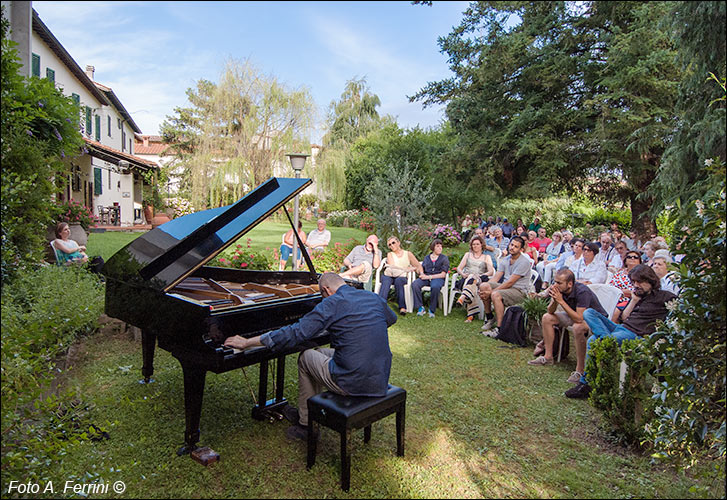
[143,136,149,147]
[85,65,95,80]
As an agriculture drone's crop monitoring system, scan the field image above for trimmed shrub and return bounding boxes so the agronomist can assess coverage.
[587,337,656,446]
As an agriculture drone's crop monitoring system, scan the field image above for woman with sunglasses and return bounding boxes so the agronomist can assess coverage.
[571,242,607,284]
[378,237,421,315]
[608,250,642,320]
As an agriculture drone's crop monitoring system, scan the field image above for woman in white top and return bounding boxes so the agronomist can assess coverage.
[377,236,420,315]
[571,241,607,284]
[454,236,494,322]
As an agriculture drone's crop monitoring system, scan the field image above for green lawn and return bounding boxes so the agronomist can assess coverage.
[38,302,720,497]
[64,229,721,498]
[87,220,369,265]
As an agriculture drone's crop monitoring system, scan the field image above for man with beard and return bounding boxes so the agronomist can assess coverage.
[527,269,607,386]
[565,265,677,399]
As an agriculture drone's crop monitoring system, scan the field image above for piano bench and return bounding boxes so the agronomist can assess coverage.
[306,384,406,491]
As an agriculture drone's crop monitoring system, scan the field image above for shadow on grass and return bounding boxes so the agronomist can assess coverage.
[45,311,720,498]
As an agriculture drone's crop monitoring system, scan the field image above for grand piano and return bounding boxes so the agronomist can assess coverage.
[102,177,339,457]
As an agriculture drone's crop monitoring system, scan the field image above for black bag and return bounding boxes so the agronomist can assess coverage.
[495,305,528,347]
[552,324,570,361]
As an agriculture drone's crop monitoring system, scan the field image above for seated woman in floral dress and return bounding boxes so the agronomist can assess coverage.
[608,249,642,321]
[454,236,494,322]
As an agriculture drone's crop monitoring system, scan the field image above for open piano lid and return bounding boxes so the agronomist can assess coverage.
[102,177,312,290]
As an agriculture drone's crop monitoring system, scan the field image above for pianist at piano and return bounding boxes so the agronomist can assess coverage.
[224,272,397,440]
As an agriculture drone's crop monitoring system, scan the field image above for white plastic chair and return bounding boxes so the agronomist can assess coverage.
[374,261,412,308]
[556,283,623,362]
[407,269,449,316]
[528,269,539,293]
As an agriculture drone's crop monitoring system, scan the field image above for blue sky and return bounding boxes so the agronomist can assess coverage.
[33,1,470,143]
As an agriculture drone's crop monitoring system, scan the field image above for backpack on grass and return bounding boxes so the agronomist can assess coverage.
[495,306,528,347]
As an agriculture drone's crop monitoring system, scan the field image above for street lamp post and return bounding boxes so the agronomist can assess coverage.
[285,153,309,271]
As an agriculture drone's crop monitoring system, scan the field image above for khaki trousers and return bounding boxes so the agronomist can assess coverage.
[297,348,347,426]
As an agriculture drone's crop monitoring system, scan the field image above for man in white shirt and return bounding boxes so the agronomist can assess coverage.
[306,219,331,254]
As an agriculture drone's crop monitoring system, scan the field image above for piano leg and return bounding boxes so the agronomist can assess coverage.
[177,363,206,456]
[140,329,156,384]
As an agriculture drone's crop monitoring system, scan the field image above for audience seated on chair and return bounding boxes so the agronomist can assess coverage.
[279,221,307,271]
[524,231,540,264]
[340,234,382,284]
[595,232,620,270]
[567,265,678,399]
[607,249,643,321]
[52,222,89,265]
[411,239,449,318]
[570,242,607,285]
[305,218,331,254]
[452,236,494,322]
[527,269,607,385]
[377,236,420,316]
[536,231,566,283]
[650,251,680,296]
[478,236,531,338]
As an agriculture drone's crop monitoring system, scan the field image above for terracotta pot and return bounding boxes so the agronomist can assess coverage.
[151,213,171,229]
[144,205,154,224]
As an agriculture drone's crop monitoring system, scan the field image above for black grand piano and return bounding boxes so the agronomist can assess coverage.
[102,177,336,457]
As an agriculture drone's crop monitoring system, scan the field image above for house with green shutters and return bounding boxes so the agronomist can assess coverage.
[3,1,158,226]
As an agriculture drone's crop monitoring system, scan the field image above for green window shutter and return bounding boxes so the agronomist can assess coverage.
[46,68,55,82]
[95,115,101,141]
[72,93,80,105]
[85,107,92,136]
[32,53,40,77]
[94,168,102,195]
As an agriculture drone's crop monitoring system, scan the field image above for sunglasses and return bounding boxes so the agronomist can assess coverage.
[625,255,640,260]
[388,241,397,247]
[583,248,593,253]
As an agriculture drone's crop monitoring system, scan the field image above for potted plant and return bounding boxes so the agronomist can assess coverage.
[520,295,549,342]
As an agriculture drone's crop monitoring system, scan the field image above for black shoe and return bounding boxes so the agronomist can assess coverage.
[564,382,592,399]
[282,405,300,425]
[399,308,407,316]
[285,424,317,441]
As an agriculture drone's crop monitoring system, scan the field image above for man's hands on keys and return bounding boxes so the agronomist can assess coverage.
[224,335,251,350]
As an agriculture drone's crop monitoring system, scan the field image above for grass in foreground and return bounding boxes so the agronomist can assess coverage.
[34,305,722,499]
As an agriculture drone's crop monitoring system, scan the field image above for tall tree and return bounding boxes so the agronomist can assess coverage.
[412,1,683,237]
[315,77,387,205]
[650,1,726,210]
[161,59,315,209]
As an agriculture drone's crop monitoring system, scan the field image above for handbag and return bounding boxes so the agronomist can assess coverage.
[384,266,407,278]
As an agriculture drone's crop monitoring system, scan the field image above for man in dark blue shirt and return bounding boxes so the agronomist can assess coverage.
[224,272,397,440]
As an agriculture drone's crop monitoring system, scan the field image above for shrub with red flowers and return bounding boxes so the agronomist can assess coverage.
[359,207,376,232]
[216,238,275,270]
[309,238,359,273]
[54,199,98,231]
